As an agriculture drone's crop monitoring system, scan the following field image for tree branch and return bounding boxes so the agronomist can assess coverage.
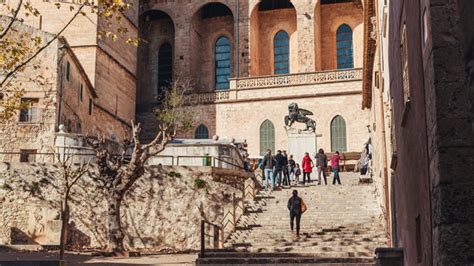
[0,0,23,40]
[0,3,85,88]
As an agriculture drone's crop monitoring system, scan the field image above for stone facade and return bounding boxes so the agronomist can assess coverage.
[363,0,474,264]
[137,0,369,157]
[0,163,248,251]
[0,1,137,161]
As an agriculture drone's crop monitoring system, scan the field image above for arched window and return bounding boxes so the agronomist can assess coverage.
[158,43,173,93]
[260,120,275,156]
[331,115,347,152]
[336,24,354,69]
[195,124,209,139]
[273,31,290,74]
[215,37,231,90]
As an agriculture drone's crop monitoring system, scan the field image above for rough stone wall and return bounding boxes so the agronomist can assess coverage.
[388,0,474,264]
[423,0,474,264]
[319,2,364,70]
[0,163,244,251]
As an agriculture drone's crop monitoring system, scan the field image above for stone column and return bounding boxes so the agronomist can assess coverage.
[173,15,191,78]
[295,3,315,72]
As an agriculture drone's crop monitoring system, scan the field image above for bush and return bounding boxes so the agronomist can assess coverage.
[168,171,182,178]
[194,178,206,189]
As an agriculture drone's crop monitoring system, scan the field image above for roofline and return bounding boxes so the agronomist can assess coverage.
[58,36,97,98]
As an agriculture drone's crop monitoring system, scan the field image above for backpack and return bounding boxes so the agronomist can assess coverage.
[301,199,307,214]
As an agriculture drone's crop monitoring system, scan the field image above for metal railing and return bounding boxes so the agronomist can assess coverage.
[0,152,245,170]
[200,220,224,257]
[200,181,256,257]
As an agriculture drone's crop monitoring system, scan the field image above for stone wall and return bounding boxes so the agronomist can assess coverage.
[388,0,474,264]
[0,163,247,251]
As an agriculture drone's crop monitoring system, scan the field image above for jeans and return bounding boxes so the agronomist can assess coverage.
[274,168,283,186]
[332,166,341,184]
[289,167,295,182]
[303,172,311,185]
[317,166,327,185]
[283,167,290,186]
[264,168,274,191]
[290,211,302,236]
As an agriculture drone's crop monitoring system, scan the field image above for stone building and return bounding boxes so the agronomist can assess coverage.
[363,0,474,264]
[0,1,138,161]
[137,0,370,157]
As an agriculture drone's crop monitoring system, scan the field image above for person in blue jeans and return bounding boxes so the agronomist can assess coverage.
[261,149,276,192]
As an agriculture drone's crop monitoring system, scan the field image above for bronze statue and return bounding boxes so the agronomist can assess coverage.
[284,103,316,132]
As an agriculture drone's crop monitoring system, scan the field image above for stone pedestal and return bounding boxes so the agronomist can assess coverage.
[287,128,317,165]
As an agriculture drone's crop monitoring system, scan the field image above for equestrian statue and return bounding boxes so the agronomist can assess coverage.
[284,103,316,132]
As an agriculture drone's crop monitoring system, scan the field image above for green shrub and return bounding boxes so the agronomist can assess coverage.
[168,171,182,178]
[194,178,206,189]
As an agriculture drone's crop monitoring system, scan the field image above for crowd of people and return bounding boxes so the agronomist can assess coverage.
[259,148,343,192]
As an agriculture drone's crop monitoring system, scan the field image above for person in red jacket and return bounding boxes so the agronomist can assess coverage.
[301,152,313,185]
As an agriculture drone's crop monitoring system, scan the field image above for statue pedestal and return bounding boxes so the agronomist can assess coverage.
[286,128,317,166]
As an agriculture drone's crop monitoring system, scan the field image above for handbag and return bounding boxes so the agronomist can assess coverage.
[301,199,307,214]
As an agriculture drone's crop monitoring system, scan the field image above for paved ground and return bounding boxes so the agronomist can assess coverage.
[0,251,197,265]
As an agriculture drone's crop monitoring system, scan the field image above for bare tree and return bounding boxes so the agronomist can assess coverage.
[87,79,192,253]
[54,149,91,260]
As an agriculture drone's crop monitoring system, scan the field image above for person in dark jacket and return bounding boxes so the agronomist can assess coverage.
[274,150,285,187]
[287,190,303,238]
[315,149,328,185]
[261,149,276,192]
[282,150,290,186]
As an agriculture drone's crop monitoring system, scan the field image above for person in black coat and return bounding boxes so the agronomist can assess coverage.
[287,190,303,238]
[274,150,285,187]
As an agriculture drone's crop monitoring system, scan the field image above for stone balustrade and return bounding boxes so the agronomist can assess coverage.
[186,68,362,105]
[234,68,362,90]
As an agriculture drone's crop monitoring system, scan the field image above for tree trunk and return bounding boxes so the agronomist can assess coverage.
[107,190,125,253]
[59,194,69,260]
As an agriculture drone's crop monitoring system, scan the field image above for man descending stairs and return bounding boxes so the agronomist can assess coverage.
[197,172,388,265]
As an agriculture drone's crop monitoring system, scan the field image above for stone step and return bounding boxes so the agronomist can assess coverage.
[196,254,375,265]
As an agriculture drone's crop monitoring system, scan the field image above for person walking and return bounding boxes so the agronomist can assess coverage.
[274,150,285,187]
[315,149,328,185]
[301,152,313,185]
[287,190,305,238]
[288,155,296,185]
[331,151,342,185]
[261,149,276,192]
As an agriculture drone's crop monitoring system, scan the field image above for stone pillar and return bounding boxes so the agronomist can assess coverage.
[375,248,404,266]
[287,129,317,166]
[295,3,315,72]
[173,15,191,78]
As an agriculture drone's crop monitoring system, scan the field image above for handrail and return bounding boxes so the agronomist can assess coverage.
[200,220,224,258]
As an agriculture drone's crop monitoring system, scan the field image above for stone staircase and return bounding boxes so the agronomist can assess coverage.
[197,172,388,264]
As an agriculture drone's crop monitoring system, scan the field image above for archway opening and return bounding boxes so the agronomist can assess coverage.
[250,0,297,76]
[191,3,234,91]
